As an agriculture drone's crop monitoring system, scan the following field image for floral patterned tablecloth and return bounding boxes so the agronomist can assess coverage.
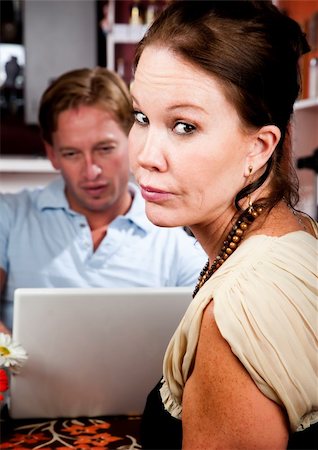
[0,406,142,449]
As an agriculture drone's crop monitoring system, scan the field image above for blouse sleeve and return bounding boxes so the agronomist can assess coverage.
[213,233,318,432]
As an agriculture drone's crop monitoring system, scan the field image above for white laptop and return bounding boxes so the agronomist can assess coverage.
[9,287,192,419]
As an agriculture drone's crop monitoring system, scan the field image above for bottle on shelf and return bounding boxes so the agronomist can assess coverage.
[116,58,125,79]
[99,0,115,34]
[129,0,143,25]
[145,0,156,25]
[309,57,318,98]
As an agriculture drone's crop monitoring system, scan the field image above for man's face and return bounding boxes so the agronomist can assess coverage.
[46,105,131,216]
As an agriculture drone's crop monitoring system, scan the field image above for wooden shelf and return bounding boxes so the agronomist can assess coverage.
[110,24,148,43]
[294,97,318,111]
[0,156,59,193]
[0,156,58,173]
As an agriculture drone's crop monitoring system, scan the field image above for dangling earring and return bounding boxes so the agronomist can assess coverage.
[247,165,253,212]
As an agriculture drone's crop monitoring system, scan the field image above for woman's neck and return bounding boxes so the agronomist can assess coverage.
[191,208,241,263]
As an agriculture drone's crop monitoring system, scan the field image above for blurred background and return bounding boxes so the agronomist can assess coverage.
[0,0,317,217]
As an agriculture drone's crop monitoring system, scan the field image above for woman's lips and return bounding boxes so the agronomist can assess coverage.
[140,185,172,202]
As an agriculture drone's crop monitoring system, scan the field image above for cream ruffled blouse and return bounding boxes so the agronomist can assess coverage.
[160,225,318,433]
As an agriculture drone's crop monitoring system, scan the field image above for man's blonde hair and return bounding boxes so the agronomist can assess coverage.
[39,67,134,145]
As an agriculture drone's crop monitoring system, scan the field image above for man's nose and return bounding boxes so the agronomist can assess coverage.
[85,161,102,180]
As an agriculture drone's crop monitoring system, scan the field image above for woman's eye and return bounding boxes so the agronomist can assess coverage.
[134,110,149,125]
[174,122,196,135]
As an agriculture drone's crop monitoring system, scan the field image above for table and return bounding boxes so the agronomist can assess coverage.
[0,405,142,449]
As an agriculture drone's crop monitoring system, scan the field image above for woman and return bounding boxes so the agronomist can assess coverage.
[128,1,318,449]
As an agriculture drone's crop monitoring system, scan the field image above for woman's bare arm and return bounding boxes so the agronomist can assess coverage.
[182,301,288,450]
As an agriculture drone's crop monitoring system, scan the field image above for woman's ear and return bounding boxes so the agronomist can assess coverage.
[45,142,61,171]
[245,125,281,177]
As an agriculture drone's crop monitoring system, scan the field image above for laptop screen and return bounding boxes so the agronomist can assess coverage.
[10,287,192,419]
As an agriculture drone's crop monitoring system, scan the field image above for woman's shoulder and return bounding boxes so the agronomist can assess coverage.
[209,228,317,292]
[194,225,317,325]
[207,229,317,432]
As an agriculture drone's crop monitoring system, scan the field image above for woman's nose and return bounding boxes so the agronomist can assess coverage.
[135,129,168,172]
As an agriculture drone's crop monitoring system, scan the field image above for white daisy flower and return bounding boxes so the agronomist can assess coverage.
[0,333,28,373]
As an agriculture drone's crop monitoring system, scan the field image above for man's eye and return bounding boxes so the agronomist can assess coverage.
[61,150,78,158]
[133,110,149,125]
[97,146,114,153]
[174,122,196,135]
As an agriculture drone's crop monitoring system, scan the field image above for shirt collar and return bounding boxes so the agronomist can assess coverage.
[36,177,154,233]
[36,176,75,213]
[125,182,154,234]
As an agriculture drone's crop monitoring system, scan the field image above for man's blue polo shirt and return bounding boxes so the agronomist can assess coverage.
[0,177,206,329]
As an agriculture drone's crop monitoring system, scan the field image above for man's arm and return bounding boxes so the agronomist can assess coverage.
[0,267,10,334]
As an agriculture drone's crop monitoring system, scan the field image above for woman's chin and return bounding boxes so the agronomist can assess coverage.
[144,201,191,228]
[147,216,175,228]
[145,208,180,228]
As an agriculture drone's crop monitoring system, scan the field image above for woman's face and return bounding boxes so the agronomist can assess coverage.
[129,46,254,228]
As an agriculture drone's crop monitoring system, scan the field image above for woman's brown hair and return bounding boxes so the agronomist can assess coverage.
[134,1,310,211]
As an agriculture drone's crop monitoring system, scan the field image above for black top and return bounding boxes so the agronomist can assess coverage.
[141,379,318,450]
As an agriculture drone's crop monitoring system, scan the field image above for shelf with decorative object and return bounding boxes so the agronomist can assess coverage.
[275,1,318,219]
[102,0,166,84]
[106,23,148,72]
[292,97,318,219]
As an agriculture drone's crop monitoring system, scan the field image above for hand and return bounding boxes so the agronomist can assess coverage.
[0,321,11,336]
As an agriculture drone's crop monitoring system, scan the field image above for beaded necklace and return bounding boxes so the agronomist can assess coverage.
[192,205,264,298]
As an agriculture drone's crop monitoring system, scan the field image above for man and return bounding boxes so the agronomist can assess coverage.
[0,67,206,332]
